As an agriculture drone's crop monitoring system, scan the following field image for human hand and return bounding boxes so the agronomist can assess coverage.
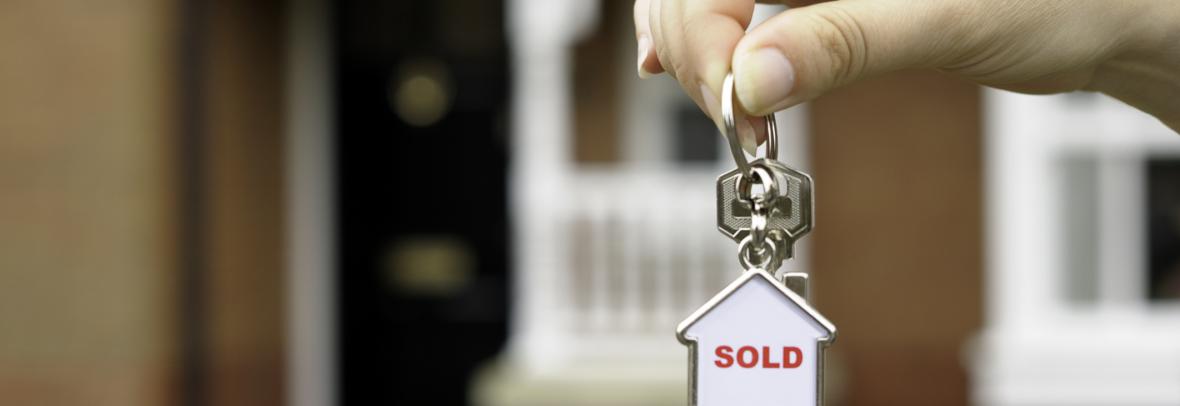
[635,0,1180,144]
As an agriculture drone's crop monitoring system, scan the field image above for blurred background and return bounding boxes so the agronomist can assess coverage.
[1,0,1178,405]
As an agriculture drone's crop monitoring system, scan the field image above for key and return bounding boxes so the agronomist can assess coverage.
[716,158,814,260]
[679,73,834,406]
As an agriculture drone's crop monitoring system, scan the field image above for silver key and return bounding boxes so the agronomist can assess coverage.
[716,158,814,259]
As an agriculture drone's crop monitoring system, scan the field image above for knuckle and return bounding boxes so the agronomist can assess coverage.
[929,2,997,70]
[807,7,868,87]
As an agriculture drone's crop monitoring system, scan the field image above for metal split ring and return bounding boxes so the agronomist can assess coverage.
[748,202,770,257]
[738,234,780,272]
[722,73,779,179]
[735,164,778,205]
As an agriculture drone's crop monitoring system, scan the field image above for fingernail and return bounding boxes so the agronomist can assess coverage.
[747,116,768,146]
[637,35,654,78]
[699,84,722,132]
[738,119,758,155]
[734,47,795,113]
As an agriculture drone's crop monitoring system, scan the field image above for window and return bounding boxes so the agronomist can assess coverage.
[977,90,1180,405]
[1147,158,1180,301]
[673,104,720,163]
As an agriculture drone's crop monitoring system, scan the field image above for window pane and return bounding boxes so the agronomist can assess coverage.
[674,105,719,163]
[1147,158,1180,301]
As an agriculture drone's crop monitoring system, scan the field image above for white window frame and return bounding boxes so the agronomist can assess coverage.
[975,90,1180,405]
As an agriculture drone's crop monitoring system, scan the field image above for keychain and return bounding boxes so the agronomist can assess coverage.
[677,73,836,406]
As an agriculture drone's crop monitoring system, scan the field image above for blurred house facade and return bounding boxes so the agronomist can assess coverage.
[974,90,1180,404]
[7,1,1177,405]
[475,1,984,405]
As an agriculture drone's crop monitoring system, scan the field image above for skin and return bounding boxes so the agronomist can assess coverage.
[635,0,1180,148]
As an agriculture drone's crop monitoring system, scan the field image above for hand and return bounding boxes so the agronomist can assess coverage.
[635,0,1180,143]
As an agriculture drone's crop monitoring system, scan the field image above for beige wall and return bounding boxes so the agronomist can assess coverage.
[812,71,984,406]
[0,1,180,404]
[0,1,287,404]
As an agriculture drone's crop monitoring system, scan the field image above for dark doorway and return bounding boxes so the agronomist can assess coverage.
[334,1,511,404]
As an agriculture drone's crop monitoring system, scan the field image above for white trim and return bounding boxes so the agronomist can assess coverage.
[285,0,336,404]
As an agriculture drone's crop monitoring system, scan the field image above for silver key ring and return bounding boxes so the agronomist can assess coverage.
[738,234,780,272]
[721,73,778,179]
[734,163,779,206]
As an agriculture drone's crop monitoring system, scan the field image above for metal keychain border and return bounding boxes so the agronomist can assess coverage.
[675,268,837,406]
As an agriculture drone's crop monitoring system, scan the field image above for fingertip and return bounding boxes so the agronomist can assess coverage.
[637,34,654,78]
[746,116,768,146]
[699,83,723,131]
[637,34,666,78]
[634,0,664,78]
[733,46,796,115]
[738,118,758,155]
[640,56,665,78]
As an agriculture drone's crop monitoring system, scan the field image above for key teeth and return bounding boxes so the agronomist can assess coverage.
[782,272,810,301]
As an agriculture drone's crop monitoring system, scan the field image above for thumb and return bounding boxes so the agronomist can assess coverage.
[733,1,962,114]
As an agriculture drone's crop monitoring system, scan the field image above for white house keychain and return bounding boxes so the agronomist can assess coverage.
[677,73,836,406]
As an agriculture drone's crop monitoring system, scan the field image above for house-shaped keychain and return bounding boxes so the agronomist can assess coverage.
[677,270,836,406]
